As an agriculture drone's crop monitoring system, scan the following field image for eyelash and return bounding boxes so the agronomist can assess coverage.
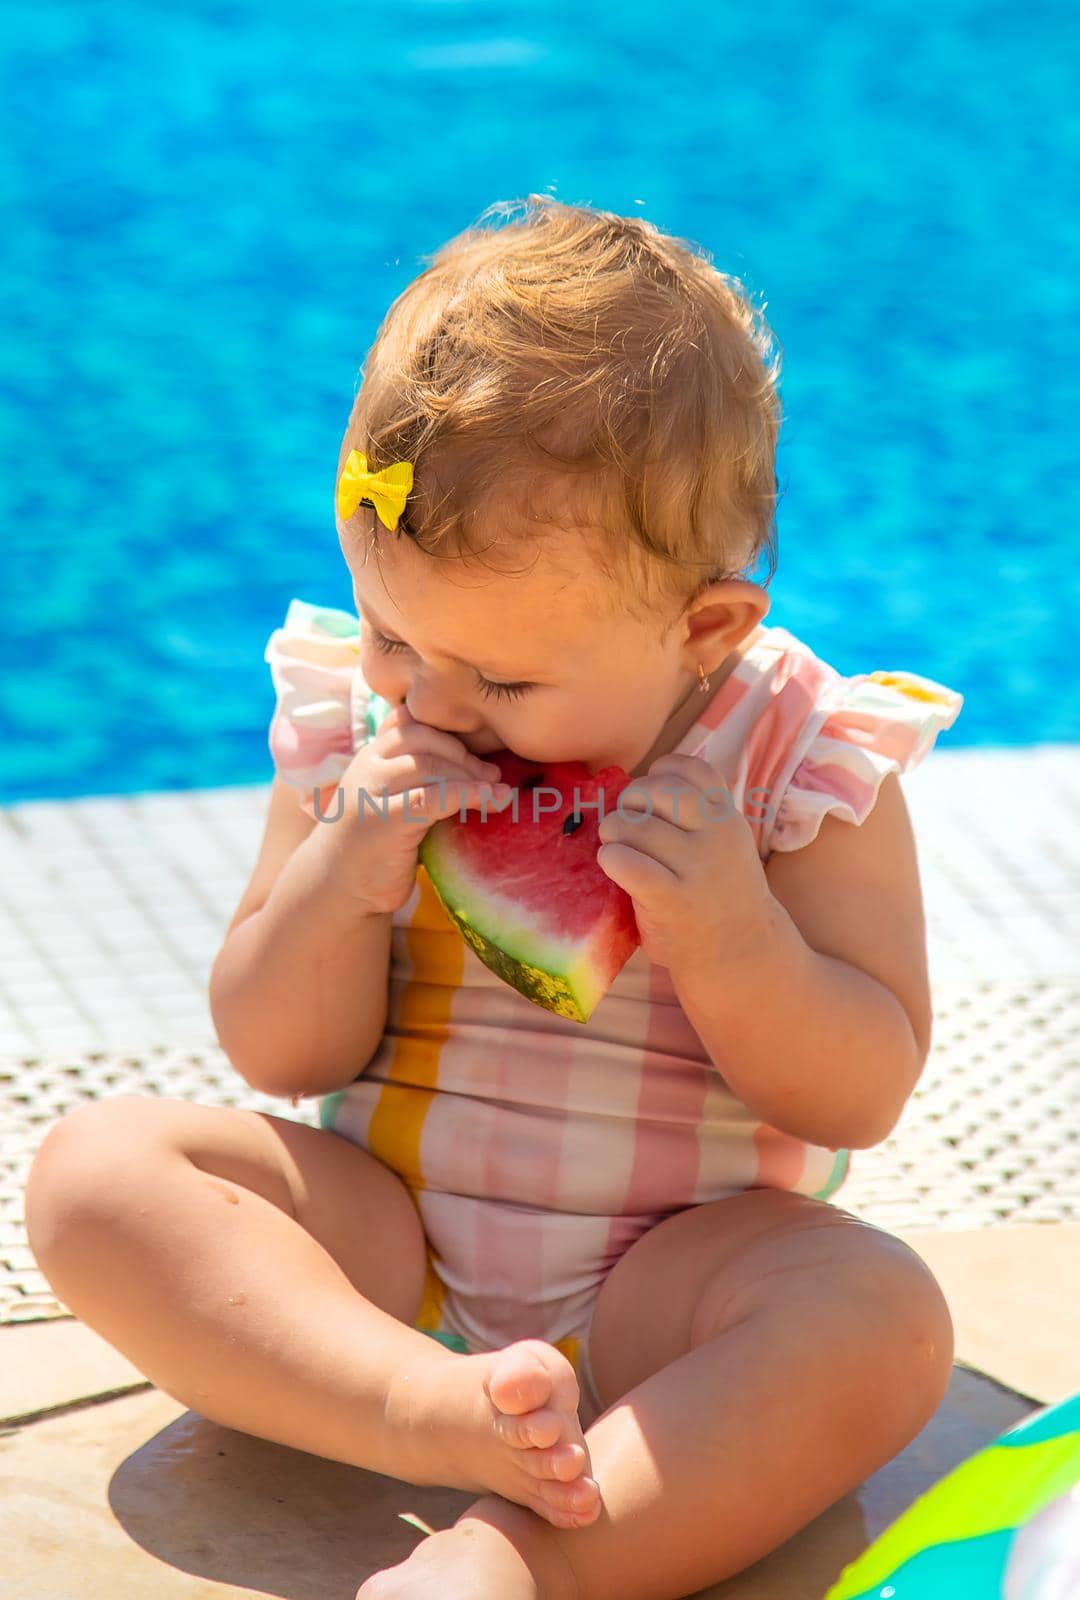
[368,629,534,702]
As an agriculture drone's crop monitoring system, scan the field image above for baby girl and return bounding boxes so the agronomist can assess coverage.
[27,195,965,1599]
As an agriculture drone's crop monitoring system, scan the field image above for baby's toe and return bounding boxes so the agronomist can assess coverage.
[520,1440,589,1482]
[486,1339,560,1417]
[481,1336,598,1528]
[533,1473,602,1525]
[492,1404,564,1452]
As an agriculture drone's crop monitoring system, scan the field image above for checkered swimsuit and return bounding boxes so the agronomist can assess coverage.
[264,598,963,1362]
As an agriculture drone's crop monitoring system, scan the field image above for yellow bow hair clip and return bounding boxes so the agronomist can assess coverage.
[337,450,414,532]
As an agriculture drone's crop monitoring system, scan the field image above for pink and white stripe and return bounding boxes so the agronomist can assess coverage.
[264,599,963,1358]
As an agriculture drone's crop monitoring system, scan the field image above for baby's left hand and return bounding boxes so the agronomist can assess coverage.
[597,753,777,975]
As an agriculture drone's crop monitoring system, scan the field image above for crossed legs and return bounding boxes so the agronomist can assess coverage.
[358,1189,955,1599]
[25,1099,953,1599]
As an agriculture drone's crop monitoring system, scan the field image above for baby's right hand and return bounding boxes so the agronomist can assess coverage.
[309,704,510,916]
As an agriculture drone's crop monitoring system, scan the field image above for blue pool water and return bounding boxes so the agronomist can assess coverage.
[3,1,1079,802]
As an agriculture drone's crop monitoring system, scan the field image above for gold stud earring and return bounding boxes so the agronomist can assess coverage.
[697,662,711,694]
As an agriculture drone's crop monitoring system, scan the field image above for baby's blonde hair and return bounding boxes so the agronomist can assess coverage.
[341,194,783,633]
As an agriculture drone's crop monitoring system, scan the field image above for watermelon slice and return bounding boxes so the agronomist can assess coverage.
[418,750,641,1023]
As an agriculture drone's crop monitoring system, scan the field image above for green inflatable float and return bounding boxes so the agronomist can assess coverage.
[824,1389,1080,1598]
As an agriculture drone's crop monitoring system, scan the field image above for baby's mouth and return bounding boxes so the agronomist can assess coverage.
[469,744,612,779]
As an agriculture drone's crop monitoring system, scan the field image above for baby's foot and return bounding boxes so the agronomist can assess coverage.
[385,1338,602,1529]
[355,1508,577,1600]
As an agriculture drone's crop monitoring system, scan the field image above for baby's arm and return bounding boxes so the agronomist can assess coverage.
[210,772,392,1100]
[211,704,501,1099]
[674,772,932,1150]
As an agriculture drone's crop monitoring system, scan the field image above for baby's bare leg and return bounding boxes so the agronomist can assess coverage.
[24,1094,445,1478]
[24,1095,598,1522]
[359,1193,955,1599]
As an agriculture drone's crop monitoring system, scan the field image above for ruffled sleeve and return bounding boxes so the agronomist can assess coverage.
[264,598,380,817]
[763,667,964,855]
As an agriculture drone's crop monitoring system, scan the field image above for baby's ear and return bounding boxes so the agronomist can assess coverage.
[683,577,769,656]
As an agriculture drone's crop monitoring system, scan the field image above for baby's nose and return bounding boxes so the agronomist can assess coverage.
[404,684,476,738]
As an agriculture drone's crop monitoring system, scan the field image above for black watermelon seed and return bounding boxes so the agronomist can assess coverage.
[562,811,584,835]
[521,773,544,790]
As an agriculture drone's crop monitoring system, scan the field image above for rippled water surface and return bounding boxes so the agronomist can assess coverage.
[4,1,1078,799]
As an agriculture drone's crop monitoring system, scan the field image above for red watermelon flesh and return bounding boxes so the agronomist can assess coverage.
[417,750,641,1022]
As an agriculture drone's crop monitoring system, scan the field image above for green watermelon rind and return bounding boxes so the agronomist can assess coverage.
[364,694,612,1016]
[418,826,609,1024]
